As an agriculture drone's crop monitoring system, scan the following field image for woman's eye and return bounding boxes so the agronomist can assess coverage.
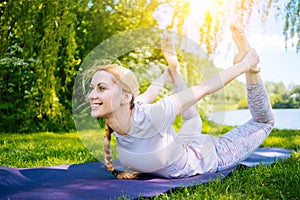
[99,86,105,91]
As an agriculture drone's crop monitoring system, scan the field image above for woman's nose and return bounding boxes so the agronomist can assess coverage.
[88,89,96,100]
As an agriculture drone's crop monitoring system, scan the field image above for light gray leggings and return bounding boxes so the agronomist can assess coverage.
[175,78,274,171]
[215,82,275,171]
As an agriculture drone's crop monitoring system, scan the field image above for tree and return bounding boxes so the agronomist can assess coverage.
[1,0,90,132]
[159,0,299,54]
[283,0,300,52]
[265,82,288,96]
[288,85,300,108]
[1,0,298,132]
[0,0,160,132]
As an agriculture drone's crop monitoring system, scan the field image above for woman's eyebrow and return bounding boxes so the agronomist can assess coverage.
[97,82,109,87]
[90,82,109,88]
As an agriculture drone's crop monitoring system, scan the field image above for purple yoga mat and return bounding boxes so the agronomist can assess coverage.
[0,148,291,200]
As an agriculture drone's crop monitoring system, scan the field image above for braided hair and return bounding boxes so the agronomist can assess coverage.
[103,100,141,179]
[86,63,141,179]
[98,66,140,179]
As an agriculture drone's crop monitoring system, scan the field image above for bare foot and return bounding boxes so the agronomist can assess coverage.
[161,36,179,72]
[231,24,261,84]
[231,23,251,64]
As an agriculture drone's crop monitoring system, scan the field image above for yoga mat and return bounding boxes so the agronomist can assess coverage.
[0,148,291,200]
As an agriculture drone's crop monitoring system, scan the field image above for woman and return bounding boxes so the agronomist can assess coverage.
[87,25,274,179]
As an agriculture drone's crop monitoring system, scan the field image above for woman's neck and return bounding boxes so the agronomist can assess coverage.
[106,105,133,136]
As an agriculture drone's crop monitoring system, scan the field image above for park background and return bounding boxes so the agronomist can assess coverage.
[0,1,299,199]
[1,0,299,133]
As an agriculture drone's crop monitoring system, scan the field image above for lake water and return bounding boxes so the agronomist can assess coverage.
[210,109,300,130]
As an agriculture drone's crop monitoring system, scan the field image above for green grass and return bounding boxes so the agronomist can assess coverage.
[149,154,300,200]
[0,132,97,167]
[0,129,299,199]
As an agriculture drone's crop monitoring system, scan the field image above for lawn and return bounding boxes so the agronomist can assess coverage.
[0,128,299,199]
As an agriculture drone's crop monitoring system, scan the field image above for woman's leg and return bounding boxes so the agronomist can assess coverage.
[171,70,203,145]
[215,82,274,170]
[162,36,200,123]
[215,25,275,171]
[171,70,200,122]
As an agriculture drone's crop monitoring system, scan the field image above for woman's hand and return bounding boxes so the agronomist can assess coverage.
[241,49,260,73]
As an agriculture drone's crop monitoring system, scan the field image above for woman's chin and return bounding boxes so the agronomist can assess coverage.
[90,111,103,118]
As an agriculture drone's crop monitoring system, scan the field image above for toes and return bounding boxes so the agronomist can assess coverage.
[230,22,245,33]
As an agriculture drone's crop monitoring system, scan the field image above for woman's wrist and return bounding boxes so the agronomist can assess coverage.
[238,60,260,74]
[234,61,248,75]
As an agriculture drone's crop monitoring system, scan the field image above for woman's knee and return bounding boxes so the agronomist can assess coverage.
[259,109,275,127]
[267,111,275,127]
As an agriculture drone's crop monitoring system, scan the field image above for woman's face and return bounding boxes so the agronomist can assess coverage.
[88,70,123,118]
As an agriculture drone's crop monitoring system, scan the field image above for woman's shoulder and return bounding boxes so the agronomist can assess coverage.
[132,101,151,124]
[133,98,176,133]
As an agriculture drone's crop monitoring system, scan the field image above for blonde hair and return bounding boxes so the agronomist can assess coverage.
[96,64,139,99]
[87,63,141,179]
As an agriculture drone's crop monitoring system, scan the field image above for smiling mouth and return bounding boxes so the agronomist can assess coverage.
[91,103,103,110]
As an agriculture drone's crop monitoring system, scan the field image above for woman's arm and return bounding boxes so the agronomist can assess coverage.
[135,71,169,104]
[136,36,180,104]
[169,49,260,116]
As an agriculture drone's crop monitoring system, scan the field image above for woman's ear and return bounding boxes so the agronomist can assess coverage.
[121,91,133,105]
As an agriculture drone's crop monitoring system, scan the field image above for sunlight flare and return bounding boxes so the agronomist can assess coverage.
[189,0,214,14]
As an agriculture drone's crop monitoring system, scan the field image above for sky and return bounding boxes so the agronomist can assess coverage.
[211,4,300,89]
[154,0,299,89]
